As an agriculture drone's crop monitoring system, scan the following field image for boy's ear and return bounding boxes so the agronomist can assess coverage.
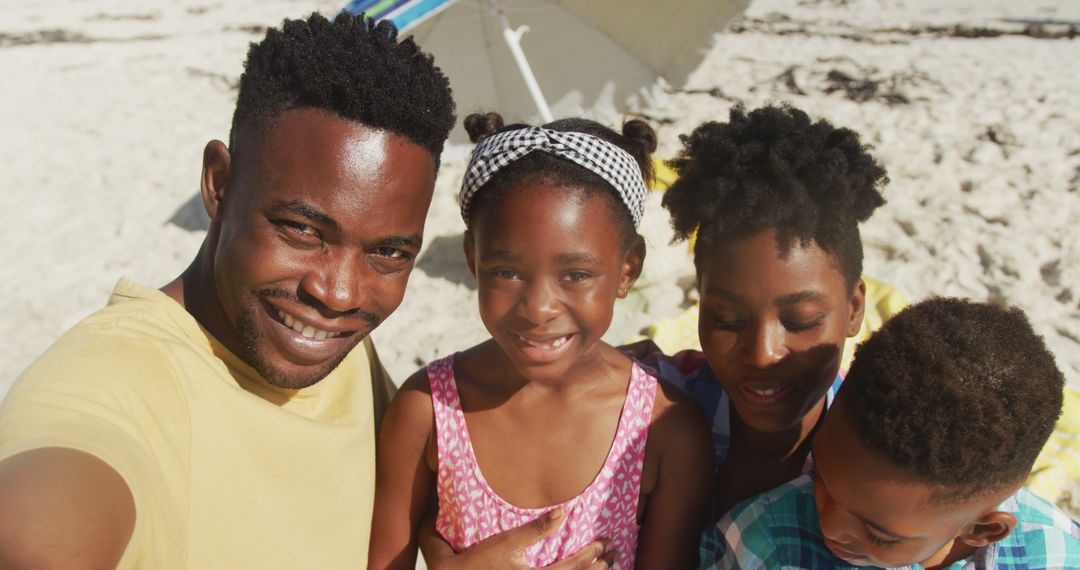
[846,278,867,338]
[463,231,478,279]
[617,236,646,299]
[201,140,231,221]
[956,511,1017,549]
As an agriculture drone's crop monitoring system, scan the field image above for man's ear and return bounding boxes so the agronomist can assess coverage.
[463,231,477,279]
[957,511,1017,549]
[617,236,646,299]
[846,278,867,338]
[201,140,231,221]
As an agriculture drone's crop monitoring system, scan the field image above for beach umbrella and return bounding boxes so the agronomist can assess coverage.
[343,0,749,133]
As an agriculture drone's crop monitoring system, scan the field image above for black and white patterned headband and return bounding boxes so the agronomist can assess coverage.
[459,127,648,227]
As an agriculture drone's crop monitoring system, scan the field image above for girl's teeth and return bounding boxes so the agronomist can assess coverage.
[752,387,779,396]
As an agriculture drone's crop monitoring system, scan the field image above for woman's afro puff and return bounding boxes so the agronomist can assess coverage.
[230,12,455,158]
[463,112,656,248]
[663,104,887,288]
[843,298,1065,502]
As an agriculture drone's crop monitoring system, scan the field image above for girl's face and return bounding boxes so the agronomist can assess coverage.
[697,229,864,434]
[465,180,642,382]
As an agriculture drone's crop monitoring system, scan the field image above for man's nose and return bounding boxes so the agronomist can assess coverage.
[299,252,368,315]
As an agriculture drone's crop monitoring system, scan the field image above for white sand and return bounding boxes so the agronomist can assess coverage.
[2,0,1078,513]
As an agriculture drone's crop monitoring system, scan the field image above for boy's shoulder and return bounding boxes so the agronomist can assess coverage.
[995,488,1080,568]
[702,475,839,569]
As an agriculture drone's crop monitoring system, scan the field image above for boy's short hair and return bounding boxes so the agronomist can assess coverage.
[662,104,888,290]
[843,297,1064,501]
[230,12,455,159]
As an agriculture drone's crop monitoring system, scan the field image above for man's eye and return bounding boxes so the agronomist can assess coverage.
[375,247,408,260]
[277,220,320,239]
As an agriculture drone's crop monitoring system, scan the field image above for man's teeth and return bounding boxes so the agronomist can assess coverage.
[519,335,570,349]
[279,311,341,339]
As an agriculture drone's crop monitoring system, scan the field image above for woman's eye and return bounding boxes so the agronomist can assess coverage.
[783,316,825,332]
[712,318,744,330]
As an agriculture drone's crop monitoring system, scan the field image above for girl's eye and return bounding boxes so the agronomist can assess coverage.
[490,268,520,280]
[562,271,593,282]
[866,531,900,548]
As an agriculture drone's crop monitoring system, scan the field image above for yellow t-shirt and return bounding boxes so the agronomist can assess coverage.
[0,278,395,568]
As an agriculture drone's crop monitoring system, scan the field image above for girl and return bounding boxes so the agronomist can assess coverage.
[654,103,888,516]
[368,114,713,569]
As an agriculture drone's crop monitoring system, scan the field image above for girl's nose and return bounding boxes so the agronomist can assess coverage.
[519,279,561,324]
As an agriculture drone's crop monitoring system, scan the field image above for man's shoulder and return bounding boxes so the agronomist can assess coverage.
[5,281,202,416]
[999,488,1080,568]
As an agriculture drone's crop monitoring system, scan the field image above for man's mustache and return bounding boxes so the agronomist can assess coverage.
[255,288,381,327]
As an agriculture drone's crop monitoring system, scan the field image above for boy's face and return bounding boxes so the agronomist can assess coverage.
[203,107,436,389]
[811,396,1017,568]
[697,229,864,434]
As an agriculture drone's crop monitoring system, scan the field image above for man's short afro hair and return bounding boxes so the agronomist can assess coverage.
[843,297,1065,501]
[662,104,887,289]
[230,12,455,158]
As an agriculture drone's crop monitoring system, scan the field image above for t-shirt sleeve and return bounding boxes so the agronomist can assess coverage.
[0,330,188,567]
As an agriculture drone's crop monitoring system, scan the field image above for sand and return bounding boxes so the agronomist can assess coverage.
[2,0,1078,515]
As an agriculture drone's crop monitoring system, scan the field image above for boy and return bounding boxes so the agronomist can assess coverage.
[704,297,1080,569]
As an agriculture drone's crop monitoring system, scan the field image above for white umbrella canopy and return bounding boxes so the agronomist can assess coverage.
[344,0,750,139]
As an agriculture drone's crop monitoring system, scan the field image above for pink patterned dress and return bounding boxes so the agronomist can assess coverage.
[429,355,658,569]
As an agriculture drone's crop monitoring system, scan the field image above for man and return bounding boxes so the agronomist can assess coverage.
[0,13,454,568]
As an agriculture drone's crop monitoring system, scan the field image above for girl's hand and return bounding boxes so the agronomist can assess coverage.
[420,508,618,570]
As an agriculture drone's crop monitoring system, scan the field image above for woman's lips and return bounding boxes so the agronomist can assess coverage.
[738,383,795,405]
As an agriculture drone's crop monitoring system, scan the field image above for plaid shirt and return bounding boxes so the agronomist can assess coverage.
[646,350,843,470]
[700,474,1080,569]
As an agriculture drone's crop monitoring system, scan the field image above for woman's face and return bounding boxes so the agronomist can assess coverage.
[697,229,864,434]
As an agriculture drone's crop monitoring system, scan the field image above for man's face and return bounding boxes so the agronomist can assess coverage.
[811,396,1013,568]
[209,107,436,389]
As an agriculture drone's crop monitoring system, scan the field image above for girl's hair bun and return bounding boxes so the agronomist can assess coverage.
[464,112,505,143]
[622,119,658,154]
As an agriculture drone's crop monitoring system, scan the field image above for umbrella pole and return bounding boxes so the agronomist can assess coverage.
[492,3,554,123]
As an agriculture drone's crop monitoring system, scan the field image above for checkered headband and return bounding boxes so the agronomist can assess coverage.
[459,127,648,227]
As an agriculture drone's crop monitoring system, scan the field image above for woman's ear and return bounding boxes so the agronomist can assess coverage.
[201,140,231,222]
[617,236,647,298]
[956,510,1017,549]
[463,231,478,279]
[847,278,867,338]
